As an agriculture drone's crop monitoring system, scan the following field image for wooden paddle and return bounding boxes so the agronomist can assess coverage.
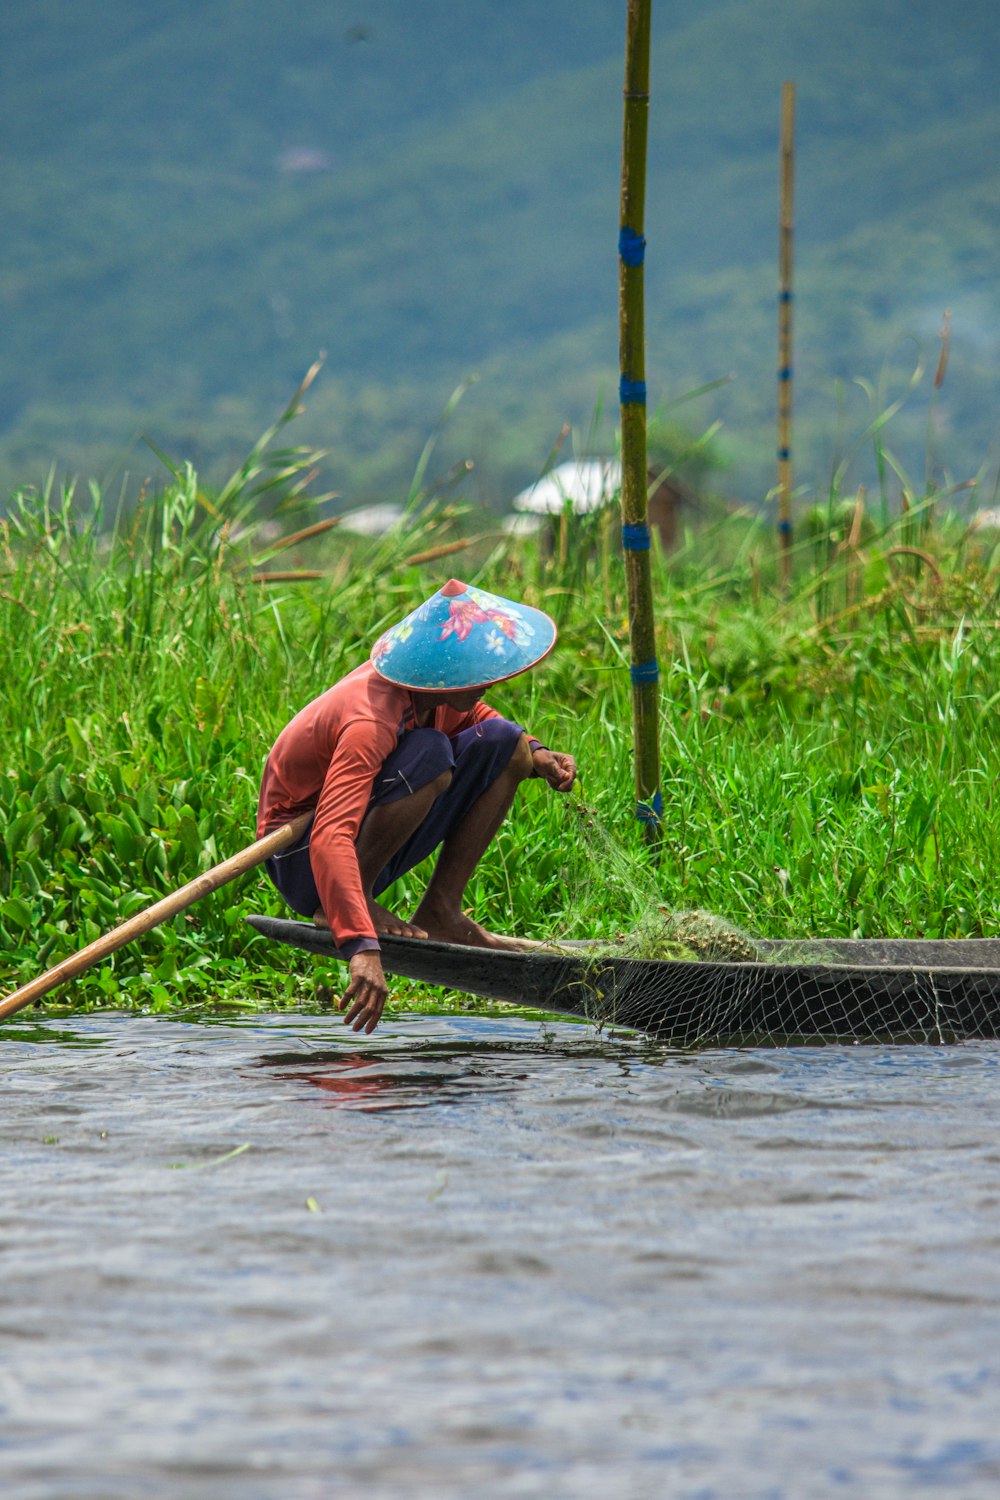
[0,812,313,1024]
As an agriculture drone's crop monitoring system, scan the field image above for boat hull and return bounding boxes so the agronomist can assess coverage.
[246,916,1000,1046]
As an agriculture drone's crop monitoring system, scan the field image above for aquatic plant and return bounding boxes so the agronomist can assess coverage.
[3,383,1000,1016]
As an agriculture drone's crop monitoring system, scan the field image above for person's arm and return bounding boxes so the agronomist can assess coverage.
[310,726,400,1033]
[308,719,397,950]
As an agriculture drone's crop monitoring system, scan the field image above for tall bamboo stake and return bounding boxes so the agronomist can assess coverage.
[777,80,796,589]
[618,0,661,841]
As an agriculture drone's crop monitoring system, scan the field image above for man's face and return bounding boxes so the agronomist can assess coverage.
[414,687,483,714]
[439,687,482,713]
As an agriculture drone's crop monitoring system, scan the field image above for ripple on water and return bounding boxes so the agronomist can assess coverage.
[0,1012,999,1498]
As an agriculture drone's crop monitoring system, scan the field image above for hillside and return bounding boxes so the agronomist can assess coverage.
[1,0,999,508]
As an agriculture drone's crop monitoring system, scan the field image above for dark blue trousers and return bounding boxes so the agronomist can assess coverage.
[265,718,525,918]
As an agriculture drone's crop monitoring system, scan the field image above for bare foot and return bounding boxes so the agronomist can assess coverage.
[312,902,427,939]
[367,897,428,940]
[411,902,526,951]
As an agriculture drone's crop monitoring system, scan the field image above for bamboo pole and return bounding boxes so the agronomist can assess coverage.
[0,813,313,1023]
[618,0,661,841]
[777,80,796,589]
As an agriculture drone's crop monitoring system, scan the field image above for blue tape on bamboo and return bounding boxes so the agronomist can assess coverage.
[621,522,651,552]
[636,790,663,824]
[779,290,793,303]
[619,377,646,405]
[777,446,791,461]
[778,366,793,381]
[629,658,659,684]
[618,226,646,266]
[778,519,793,535]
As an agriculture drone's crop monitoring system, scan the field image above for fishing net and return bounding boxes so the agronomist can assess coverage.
[537,929,1000,1048]
[512,798,1000,1047]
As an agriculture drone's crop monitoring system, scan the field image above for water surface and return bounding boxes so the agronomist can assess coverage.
[1,1012,999,1498]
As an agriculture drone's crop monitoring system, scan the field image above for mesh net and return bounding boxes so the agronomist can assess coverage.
[539,940,1000,1048]
[525,799,1000,1047]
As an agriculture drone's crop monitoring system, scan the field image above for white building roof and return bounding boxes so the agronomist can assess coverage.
[338,502,405,536]
[511,460,622,515]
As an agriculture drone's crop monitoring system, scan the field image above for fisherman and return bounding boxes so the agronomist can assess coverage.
[257,579,576,1034]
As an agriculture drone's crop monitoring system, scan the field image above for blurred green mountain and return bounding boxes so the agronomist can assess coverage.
[1,0,998,509]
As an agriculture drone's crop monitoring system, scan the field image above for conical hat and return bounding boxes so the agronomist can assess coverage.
[370,579,557,691]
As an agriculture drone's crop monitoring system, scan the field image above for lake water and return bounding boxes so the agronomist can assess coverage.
[1,1012,999,1499]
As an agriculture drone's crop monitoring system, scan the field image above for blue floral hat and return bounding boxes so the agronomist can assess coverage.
[371,579,557,691]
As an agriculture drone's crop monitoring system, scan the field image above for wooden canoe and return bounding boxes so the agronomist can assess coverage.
[246,916,1000,1046]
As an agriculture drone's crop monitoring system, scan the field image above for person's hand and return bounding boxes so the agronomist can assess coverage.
[339,951,389,1034]
[532,748,577,793]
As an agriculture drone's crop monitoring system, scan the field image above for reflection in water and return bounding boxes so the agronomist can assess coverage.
[250,1033,825,1118]
[253,1038,569,1111]
[0,1023,108,1048]
[260,1050,503,1111]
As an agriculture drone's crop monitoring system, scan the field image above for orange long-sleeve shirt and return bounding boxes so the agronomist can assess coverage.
[257,662,506,949]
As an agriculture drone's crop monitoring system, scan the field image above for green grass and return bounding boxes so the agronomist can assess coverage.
[3,409,1000,1019]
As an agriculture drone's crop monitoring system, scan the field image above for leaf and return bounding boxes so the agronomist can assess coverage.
[921,828,939,883]
[136,781,160,826]
[194,676,223,733]
[4,811,41,860]
[863,782,891,820]
[144,841,168,881]
[155,952,178,983]
[102,814,141,863]
[64,716,91,764]
[862,549,890,596]
[149,984,172,1012]
[176,813,202,862]
[120,804,146,839]
[167,1143,251,1171]
[1,896,34,931]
